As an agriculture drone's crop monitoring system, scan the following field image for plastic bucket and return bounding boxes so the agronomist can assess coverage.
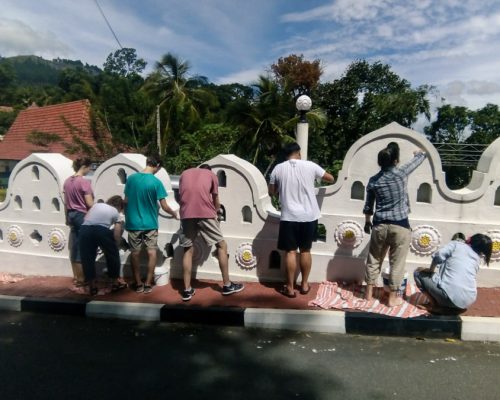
[382,270,408,297]
[154,266,169,286]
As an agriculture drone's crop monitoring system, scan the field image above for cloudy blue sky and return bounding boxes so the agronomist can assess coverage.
[1,0,500,114]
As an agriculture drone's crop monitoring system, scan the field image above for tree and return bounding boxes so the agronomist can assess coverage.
[424,104,470,143]
[143,53,215,157]
[103,48,146,77]
[467,104,500,144]
[229,75,326,173]
[271,54,322,97]
[315,60,431,166]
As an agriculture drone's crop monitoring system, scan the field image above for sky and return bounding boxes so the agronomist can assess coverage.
[1,0,500,121]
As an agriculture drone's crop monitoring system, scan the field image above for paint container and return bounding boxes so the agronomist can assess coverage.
[382,269,408,297]
[154,266,169,286]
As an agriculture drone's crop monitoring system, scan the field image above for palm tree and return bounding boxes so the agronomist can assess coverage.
[229,75,326,173]
[143,53,215,156]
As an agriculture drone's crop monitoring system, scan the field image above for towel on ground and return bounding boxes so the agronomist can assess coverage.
[309,281,431,318]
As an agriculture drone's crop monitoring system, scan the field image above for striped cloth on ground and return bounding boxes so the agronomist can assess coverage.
[309,281,431,318]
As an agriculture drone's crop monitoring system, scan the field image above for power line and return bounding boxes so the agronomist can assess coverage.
[94,0,123,49]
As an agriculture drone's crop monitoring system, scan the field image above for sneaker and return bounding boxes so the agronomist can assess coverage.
[222,282,244,295]
[181,288,195,301]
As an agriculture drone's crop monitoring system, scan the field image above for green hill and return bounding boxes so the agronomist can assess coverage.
[0,55,101,86]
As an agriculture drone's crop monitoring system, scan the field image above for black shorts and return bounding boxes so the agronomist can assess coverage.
[277,220,318,251]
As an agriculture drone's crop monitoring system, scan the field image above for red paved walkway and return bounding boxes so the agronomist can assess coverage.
[1,275,499,317]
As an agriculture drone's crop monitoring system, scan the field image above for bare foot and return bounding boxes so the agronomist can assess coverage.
[364,284,374,301]
[387,297,404,307]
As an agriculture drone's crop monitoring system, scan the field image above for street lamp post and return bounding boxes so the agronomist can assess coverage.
[295,94,312,160]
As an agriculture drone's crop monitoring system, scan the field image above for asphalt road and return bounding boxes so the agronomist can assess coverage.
[1,310,499,400]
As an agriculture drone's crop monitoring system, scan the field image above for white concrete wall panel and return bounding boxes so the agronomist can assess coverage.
[1,122,499,286]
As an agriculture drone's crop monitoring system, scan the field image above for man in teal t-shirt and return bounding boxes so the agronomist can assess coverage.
[124,155,178,294]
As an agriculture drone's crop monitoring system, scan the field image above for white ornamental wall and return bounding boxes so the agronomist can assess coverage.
[1,122,500,287]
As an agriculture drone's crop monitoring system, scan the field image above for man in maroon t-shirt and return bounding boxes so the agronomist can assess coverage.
[178,164,244,301]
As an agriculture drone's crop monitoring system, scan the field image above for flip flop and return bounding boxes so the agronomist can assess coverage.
[280,286,296,298]
[299,286,311,295]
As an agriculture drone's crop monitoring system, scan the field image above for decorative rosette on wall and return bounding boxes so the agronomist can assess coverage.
[235,243,257,270]
[410,225,441,256]
[334,221,364,248]
[486,230,500,261]
[48,228,66,252]
[7,225,24,247]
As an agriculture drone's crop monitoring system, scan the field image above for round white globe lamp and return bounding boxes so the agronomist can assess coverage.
[295,95,312,159]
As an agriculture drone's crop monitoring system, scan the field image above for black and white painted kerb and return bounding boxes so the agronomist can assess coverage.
[1,294,499,342]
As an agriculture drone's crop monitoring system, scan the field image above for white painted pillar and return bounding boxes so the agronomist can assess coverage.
[296,122,309,160]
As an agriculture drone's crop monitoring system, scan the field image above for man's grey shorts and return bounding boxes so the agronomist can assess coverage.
[128,230,158,251]
[180,218,224,247]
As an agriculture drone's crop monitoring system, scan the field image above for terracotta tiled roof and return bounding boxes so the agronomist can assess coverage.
[0,99,108,161]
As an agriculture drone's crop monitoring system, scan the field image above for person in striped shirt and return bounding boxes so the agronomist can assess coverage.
[363,145,426,306]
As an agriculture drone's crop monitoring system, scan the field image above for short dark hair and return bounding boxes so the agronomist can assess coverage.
[73,157,92,172]
[469,233,493,265]
[452,232,466,242]
[387,142,400,164]
[377,148,393,169]
[199,164,212,170]
[106,195,124,211]
[283,142,301,158]
[146,154,162,168]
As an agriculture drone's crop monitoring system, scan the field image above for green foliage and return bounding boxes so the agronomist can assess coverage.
[424,104,470,143]
[103,48,147,77]
[26,130,63,147]
[0,110,17,135]
[315,60,431,165]
[163,123,239,173]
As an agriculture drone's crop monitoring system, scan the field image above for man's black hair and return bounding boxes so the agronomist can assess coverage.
[146,154,162,168]
[199,164,212,170]
[377,148,393,169]
[283,142,301,158]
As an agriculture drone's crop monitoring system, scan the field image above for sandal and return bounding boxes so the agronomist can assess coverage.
[280,286,296,298]
[299,286,311,295]
[143,285,153,294]
[111,282,128,292]
[135,283,145,293]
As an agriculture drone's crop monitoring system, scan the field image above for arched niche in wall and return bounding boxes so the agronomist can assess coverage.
[351,181,365,200]
[117,168,127,185]
[52,198,60,212]
[30,230,42,244]
[14,195,22,210]
[315,223,327,242]
[494,187,500,206]
[217,170,227,187]
[417,183,432,203]
[219,204,226,222]
[32,196,41,211]
[269,250,281,270]
[32,165,40,181]
[242,205,252,223]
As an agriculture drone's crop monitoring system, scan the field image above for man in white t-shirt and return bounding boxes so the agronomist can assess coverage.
[268,143,334,298]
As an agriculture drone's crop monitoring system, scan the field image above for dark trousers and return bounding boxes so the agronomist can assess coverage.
[80,225,120,281]
[413,270,458,309]
[67,210,85,263]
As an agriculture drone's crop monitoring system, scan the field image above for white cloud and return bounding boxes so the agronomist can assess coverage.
[0,18,71,57]
[215,67,264,85]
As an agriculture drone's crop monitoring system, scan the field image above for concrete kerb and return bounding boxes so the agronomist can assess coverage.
[1,294,499,342]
